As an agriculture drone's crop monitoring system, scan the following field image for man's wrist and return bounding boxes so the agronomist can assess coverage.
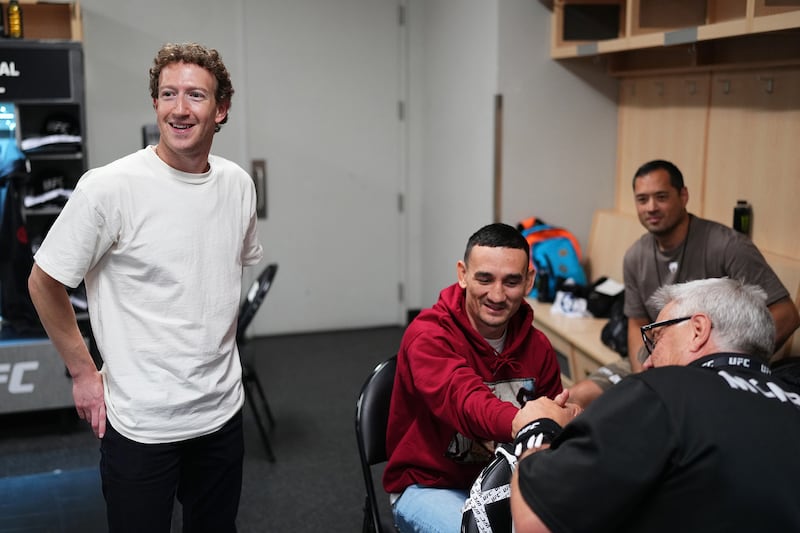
[513,418,562,458]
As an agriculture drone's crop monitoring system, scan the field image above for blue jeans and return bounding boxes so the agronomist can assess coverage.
[393,484,469,533]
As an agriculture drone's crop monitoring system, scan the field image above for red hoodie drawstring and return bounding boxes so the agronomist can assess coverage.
[492,353,521,375]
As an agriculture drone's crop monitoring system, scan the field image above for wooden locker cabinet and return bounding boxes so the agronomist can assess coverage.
[1,1,82,41]
[543,0,800,75]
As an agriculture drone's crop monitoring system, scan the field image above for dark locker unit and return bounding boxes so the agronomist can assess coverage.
[0,40,87,414]
[6,41,87,250]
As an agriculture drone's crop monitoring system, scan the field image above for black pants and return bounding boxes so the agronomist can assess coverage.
[100,410,244,533]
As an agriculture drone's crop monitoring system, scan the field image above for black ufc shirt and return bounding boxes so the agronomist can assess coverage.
[517,354,800,532]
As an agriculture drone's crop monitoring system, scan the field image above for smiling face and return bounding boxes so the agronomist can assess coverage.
[633,168,688,238]
[457,245,534,339]
[153,61,229,173]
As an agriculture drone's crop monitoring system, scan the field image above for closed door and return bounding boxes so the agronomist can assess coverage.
[242,0,405,334]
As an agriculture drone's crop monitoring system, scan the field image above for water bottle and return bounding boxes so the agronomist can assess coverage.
[733,200,752,236]
[7,0,22,39]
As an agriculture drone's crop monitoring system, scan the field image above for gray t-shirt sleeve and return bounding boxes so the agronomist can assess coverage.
[622,216,790,321]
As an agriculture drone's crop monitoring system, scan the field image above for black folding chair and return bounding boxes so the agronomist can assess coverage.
[355,355,398,533]
[237,263,278,462]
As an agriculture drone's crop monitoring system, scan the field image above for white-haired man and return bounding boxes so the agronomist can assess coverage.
[510,278,800,532]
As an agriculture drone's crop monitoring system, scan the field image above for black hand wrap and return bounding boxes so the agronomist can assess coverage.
[513,418,562,458]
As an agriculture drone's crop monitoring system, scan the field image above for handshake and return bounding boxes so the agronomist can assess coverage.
[511,389,583,448]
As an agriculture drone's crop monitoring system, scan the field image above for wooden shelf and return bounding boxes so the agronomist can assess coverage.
[2,1,81,41]
[548,0,800,75]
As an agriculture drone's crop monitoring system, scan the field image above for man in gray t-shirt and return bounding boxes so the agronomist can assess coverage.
[568,159,799,408]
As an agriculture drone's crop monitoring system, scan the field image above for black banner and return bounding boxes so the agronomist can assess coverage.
[0,47,71,100]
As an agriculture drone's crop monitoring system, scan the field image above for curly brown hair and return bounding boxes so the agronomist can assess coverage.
[149,42,234,131]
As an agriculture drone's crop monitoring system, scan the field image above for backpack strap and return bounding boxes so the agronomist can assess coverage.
[516,216,546,232]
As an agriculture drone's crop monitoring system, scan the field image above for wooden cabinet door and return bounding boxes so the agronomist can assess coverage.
[615,74,710,216]
[705,68,800,258]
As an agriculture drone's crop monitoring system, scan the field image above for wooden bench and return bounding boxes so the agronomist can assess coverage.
[531,210,643,386]
[531,210,800,386]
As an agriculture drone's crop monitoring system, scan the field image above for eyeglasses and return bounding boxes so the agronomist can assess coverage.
[640,316,692,355]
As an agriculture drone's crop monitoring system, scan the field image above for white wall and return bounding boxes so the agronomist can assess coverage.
[498,0,618,254]
[408,0,499,308]
[238,0,405,333]
[68,0,618,331]
[78,1,247,169]
[404,0,617,310]
[79,0,407,336]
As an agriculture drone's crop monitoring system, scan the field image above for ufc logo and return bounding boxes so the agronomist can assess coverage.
[0,361,39,394]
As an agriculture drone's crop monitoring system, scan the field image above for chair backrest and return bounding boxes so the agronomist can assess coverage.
[236,263,278,344]
[355,355,397,533]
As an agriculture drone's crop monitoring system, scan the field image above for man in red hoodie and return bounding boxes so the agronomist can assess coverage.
[383,222,563,532]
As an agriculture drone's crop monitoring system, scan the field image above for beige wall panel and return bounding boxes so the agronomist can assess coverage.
[705,68,800,257]
[587,209,644,282]
[615,74,710,215]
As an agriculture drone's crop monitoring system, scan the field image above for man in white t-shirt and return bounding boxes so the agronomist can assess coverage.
[28,42,262,533]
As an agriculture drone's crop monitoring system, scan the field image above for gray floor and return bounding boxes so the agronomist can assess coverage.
[0,326,404,533]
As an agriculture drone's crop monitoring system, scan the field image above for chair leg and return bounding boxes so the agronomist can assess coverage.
[362,496,375,533]
[244,376,276,462]
[247,366,276,429]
